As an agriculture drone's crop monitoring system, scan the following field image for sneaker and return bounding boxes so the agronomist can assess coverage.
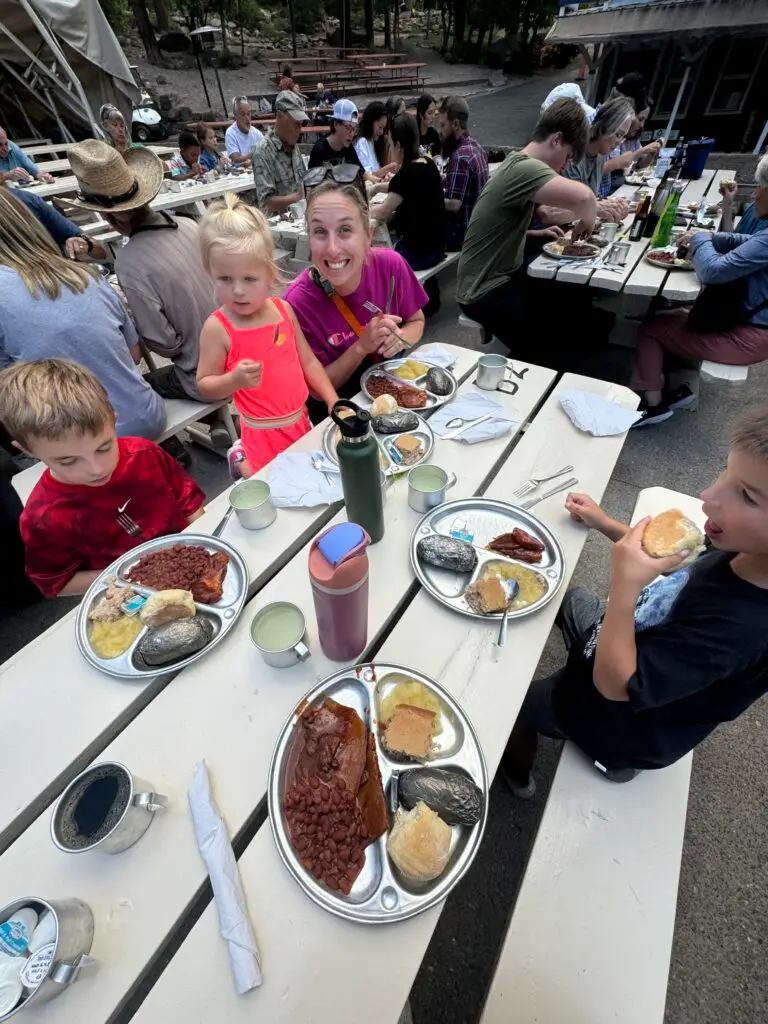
[632,398,674,428]
[161,435,192,467]
[210,422,233,448]
[665,383,697,411]
[593,762,642,784]
[499,762,537,799]
[226,440,246,480]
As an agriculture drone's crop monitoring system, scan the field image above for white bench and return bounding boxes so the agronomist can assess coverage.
[700,360,750,384]
[12,398,236,505]
[481,485,705,1024]
[414,249,459,284]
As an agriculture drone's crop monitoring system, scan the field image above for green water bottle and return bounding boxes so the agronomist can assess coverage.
[650,181,685,249]
[331,400,385,543]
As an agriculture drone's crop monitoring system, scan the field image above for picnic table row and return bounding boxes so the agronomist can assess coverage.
[0,340,638,1023]
[287,62,427,95]
[528,167,735,304]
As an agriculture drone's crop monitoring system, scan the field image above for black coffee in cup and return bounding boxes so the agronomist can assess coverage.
[55,765,131,851]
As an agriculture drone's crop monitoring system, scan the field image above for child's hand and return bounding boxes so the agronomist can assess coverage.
[565,492,606,530]
[610,517,689,593]
[232,359,263,390]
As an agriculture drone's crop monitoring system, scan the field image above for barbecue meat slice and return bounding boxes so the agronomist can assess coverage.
[192,551,229,604]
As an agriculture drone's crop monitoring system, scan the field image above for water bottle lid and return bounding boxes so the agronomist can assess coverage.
[309,523,371,590]
[331,400,371,439]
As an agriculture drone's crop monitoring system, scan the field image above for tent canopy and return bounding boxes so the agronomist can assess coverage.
[0,0,139,139]
[547,0,768,45]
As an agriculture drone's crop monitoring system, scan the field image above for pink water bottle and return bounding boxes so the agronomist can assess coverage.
[308,522,371,661]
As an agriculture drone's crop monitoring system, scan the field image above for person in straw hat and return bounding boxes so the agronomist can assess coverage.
[67,140,230,447]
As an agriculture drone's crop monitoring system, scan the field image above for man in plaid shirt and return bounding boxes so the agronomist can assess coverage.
[438,96,489,252]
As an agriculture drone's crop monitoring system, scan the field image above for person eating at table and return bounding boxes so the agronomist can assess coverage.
[354,101,397,181]
[225,96,264,168]
[196,123,231,173]
[0,126,55,184]
[599,95,663,196]
[252,91,309,214]
[438,94,489,252]
[0,359,204,598]
[0,177,107,262]
[168,131,204,180]
[383,95,407,165]
[720,171,768,236]
[562,97,634,222]
[285,180,428,423]
[100,104,140,155]
[65,140,231,448]
[629,153,768,427]
[308,100,365,171]
[456,98,600,365]
[416,94,441,157]
[501,403,768,794]
[0,188,164,440]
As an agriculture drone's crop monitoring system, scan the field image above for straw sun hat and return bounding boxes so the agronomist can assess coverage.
[67,139,164,212]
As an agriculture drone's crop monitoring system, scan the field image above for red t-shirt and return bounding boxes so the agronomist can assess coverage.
[20,437,205,597]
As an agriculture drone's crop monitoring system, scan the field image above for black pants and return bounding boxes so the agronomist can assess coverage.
[0,467,43,613]
[144,365,192,400]
[461,272,612,370]
[396,243,444,317]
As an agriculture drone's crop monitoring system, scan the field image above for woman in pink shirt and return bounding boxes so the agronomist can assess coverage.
[285,181,428,423]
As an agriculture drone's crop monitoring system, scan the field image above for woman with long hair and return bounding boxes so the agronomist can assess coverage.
[416,93,441,157]
[0,190,164,438]
[562,97,634,221]
[284,179,427,421]
[383,95,407,166]
[99,104,138,154]
[354,101,396,179]
[372,113,446,275]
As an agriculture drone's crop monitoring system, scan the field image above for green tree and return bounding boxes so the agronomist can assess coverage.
[99,0,132,36]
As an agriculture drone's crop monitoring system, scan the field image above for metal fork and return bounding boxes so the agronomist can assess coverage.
[362,299,403,348]
[116,513,141,537]
[513,465,574,499]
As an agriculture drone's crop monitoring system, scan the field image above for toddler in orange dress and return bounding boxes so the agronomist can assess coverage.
[197,194,338,476]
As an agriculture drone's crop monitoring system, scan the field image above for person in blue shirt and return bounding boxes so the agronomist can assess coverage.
[720,178,768,236]
[2,183,107,261]
[0,127,54,184]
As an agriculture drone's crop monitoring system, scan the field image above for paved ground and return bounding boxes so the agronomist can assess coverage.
[2,71,766,1024]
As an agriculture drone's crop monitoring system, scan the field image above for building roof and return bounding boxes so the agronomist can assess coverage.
[547,0,768,45]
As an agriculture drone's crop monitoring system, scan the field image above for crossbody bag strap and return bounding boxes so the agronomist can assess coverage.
[330,292,366,337]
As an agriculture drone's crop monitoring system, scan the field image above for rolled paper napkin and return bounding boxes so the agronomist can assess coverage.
[559,389,641,436]
[429,392,516,443]
[188,762,262,995]
[268,452,344,507]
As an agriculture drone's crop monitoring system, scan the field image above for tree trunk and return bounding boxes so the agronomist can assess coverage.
[488,21,494,46]
[152,0,170,32]
[439,2,451,56]
[131,0,162,63]
[364,0,374,49]
[383,1,392,50]
[288,0,298,57]
[218,3,228,51]
[476,23,487,51]
[339,0,352,54]
[452,0,468,61]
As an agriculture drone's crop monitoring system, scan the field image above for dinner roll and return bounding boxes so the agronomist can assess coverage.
[642,509,705,568]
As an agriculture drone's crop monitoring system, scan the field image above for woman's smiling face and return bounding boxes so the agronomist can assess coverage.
[308,191,371,294]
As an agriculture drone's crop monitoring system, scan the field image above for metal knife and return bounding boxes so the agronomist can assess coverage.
[521,476,578,509]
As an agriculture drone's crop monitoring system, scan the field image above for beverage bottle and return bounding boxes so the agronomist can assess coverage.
[628,194,651,241]
[642,169,673,239]
[332,400,385,543]
[650,181,685,249]
[309,522,371,661]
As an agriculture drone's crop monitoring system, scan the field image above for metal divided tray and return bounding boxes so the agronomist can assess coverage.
[644,249,693,271]
[75,534,248,680]
[361,359,457,412]
[410,498,565,621]
[268,663,488,924]
[323,413,434,476]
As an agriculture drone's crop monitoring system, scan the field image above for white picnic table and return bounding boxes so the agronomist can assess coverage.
[22,142,178,160]
[0,342,638,1024]
[528,168,735,304]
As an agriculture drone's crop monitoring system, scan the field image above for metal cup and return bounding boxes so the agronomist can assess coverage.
[605,240,631,267]
[598,221,619,243]
[250,602,310,669]
[228,479,277,530]
[0,897,94,1016]
[51,762,166,855]
[475,355,518,394]
[407,466,457,513]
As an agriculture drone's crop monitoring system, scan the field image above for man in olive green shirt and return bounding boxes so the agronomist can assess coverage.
[457,99,597,357]
[252,90,308,214]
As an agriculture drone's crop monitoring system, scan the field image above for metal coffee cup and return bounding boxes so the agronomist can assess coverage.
[598,221,620,243]
[475,355,518,394]
[228,479,277,530]
[0,897,94,1017]
[250,602,310,669]
[51,762,166,855]
[605,240,631,267]
[407,466,457,513]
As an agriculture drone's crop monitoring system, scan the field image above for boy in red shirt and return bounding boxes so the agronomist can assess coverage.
[0,359,206,598]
